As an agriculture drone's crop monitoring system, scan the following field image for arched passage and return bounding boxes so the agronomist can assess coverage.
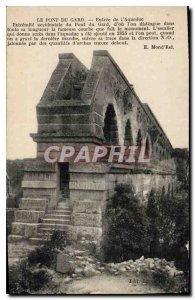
[103,104,119,145]
[124,120,133,146]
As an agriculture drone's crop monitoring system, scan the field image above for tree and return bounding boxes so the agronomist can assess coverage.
[146,188,189,263]
[172,148,189,190]
[147,189,160,256]
[102,184,150,262]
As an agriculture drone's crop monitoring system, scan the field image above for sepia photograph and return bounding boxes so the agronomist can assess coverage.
[6,6,190,295]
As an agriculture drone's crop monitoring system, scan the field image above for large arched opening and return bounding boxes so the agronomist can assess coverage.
[103,104,119,145]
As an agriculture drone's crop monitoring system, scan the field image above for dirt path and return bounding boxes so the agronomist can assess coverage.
[8,242,165,294]
[66,273,164,294]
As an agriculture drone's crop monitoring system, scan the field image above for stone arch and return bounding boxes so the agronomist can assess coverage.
[136,129,142,145]
[103,104,119,145]
[124,120,133,146]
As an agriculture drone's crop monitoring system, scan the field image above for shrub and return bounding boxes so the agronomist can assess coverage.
[102,184,150,262]
[28,230,67,267]
[146,189,189,265]
[152,270,188,293]
[152,271,176,293]
[28,245,55,268]
[48,230,68,250]
[8,264,25,295]
[9,230,67,294]
[8,261,49,294]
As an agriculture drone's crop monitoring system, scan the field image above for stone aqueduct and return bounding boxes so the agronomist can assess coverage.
[10,50,176,242]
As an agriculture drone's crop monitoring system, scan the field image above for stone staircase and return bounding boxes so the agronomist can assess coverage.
[8,200,72,245]
[35,202,72,242]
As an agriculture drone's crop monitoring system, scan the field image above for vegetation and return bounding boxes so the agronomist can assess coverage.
[102,181,189,269]
[147,189,189,268]
[152,270,187,293]
[6,159,36,208]
[8,231,67,294]
[102,184,150,262]
[172,148,189,190]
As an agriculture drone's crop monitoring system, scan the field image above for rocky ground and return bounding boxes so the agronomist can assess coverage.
[8,241,186,294]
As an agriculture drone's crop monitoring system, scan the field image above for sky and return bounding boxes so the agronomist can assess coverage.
[7,6,189,159]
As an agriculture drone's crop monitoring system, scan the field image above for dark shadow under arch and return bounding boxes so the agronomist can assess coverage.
[144,136,150,158]
[136,129,142,145]
[103,104,119,145]
[124,120,133,146]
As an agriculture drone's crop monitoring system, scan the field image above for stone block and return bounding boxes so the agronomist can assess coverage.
[70,190,107,201]
[12,223,25,235]
[38,114,90,125]
[19,198,47,211]
[56,253,75,274]
[24,223,40,237]
[73,201,101,214]
[22,180,56,189]
[73,213,101,227]
[70,181,106,191]
[72,225,102,240]
[23,188,55,198]
[15,210,45,223]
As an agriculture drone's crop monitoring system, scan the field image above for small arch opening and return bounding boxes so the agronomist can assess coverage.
[144,136,150,158]
[124,120,133,146]
[136,129,142,145]
[103,104,119,145]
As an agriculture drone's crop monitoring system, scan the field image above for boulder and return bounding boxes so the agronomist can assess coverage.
[169,261,175,267]
[165,265,171,272]
[83,265,97,277]
[64,277,73,283]
[149,262,155,269]
[56,253,75,274]
[74,268,83,275]
[119,267,126,272]
[175,270,184,276]
[74,250,87,256]
[169,269,176,277]
[75,256,83,260]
